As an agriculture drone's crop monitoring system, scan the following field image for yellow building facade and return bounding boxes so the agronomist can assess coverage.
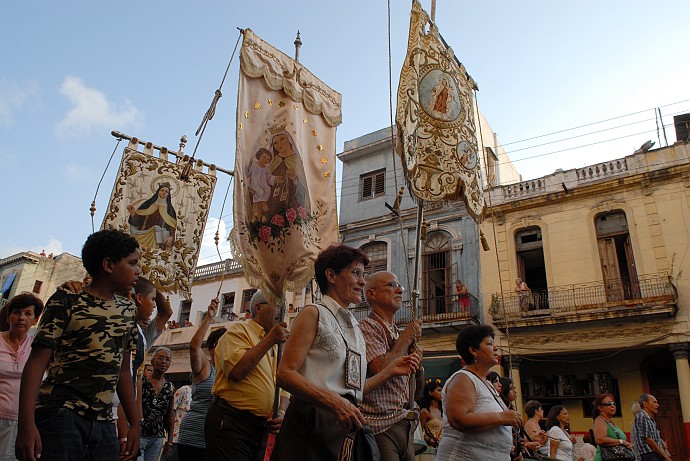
[480,141,690,459]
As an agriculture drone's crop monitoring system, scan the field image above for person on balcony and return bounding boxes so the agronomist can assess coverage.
[515,278,533,312]
[454,280,470,316]
[358,271,424,461]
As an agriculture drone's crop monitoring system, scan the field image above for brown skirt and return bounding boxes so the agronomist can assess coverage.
[271,396,350,461]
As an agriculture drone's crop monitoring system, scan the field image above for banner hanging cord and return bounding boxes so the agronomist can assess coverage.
[214,174,235,300]
[475,90,512,373]
[387,0,413,298]
[90,136,123,233]
[189,28,244,163]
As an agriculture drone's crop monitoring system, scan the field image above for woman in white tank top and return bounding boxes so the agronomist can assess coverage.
[436,325,522,461]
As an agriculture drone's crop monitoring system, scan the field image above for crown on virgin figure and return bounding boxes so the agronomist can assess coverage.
[158,181,172,190]
[268,122,288,135]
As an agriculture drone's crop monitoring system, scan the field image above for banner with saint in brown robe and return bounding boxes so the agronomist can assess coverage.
[396,0,485,222]
[102,139,217,297]
[230,29,341,304]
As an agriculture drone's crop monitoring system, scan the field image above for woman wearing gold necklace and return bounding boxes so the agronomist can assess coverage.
[592,393,633,461]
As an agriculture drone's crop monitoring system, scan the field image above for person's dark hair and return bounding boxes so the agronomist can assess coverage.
[524,400,543,418]
[314,244,369,294]
[455,324,495,365]
[583,434,592,445]
[546,404,566,429]
[134,277,156,297]
[2,293,44,330]
[82,229,139,277]
[592,393,616,419]
[206,327,227,350]
[499,377,514,406]
[486,371,500,384]
[639,393,652,408]
[418,380,443,415]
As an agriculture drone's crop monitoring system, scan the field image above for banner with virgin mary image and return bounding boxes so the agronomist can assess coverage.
[396,0,485,222]
[230,29,341,304]
[102,139,217,297]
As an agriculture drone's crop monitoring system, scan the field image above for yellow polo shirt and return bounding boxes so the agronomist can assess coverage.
[211,319,276,418]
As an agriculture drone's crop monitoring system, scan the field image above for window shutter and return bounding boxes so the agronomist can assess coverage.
[362,176,373,199]
[374,172,385,195]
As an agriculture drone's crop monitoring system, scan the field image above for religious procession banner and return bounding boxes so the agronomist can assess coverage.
[102,139,217,297]
[396,0,485,222]
[230,29,340,304]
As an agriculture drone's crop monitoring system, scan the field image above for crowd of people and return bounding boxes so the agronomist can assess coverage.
[0,230,675,461]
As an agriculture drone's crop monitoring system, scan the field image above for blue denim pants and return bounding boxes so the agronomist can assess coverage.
[138,436,164,461]
[36,407,119,461]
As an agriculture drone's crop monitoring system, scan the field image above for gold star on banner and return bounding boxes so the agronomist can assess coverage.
[317,145,323,151]
[302,118,307,124]
[311,130,317,136]
[324,171,331,178]
[254,102,261,109]
[293,104,299,110]
[321,157,328,164]
[278,100,286,107]
[268,99,273,106]
[244,111,249,119]
[239,123,243,130]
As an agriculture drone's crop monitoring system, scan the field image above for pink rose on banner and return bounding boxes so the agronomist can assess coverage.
[258,226,272,242]
[271,214,285,227]
[298,207,308,219]
[286,208,297,225]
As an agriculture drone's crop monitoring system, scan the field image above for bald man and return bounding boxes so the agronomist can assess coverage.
[358,271,423,461]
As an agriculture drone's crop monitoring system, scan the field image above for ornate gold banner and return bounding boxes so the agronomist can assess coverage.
[396,0,484,222]
[102,140,217,297]
[230,29,341,304]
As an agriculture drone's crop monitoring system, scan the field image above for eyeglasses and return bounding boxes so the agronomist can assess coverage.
[349,269,366,280]
[372,282,406,292]
[600,402,616,407]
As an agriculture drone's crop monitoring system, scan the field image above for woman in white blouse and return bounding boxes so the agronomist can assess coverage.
[546,405,577,461]
[273,244,418,460]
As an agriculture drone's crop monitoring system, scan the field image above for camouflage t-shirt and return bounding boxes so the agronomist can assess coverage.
[33,289,137,421]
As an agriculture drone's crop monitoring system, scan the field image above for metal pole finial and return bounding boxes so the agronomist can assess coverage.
[294,30,302,62]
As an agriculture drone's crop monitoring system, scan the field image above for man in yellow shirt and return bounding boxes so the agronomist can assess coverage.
[204,290,288,460]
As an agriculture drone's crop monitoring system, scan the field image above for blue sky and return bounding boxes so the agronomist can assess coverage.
[2,1,689,264]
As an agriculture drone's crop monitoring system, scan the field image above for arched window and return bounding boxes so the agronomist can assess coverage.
[423,232,451,314]
[515,226,547,309]
[595,211,639,301]
[361,242,388,274]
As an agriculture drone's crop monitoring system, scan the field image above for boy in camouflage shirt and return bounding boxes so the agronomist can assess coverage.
[16,230,142,461]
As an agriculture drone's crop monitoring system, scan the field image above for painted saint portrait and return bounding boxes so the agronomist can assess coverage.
[419,69,462,122]
[246,147,276,219]
[267,130,310,216]
[127,181,177,250]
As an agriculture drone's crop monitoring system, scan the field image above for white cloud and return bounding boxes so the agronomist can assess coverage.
[0,79,39,127]
[33,237,64,257]
[197,217,232,264]
[55,76,142,138]
[1,237,64,259]
[65,162,94,181]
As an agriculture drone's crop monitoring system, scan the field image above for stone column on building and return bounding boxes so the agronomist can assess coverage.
[670,342,690,461]
[504,356,523,413]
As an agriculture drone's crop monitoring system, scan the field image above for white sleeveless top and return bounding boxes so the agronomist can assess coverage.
[436,369,513,460]
[297,295,367,402]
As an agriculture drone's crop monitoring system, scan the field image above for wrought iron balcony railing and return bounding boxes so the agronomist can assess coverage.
[350,293,480,326]
[489,273,676,322]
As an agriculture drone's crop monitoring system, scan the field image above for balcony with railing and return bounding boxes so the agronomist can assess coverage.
[192,259,243,281]
[489,273,676,330]
[350,293,481,330]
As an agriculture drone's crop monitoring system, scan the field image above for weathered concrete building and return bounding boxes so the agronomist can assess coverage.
[481,139,690,458]
[0,251,86,307]
[337,116,520,379]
